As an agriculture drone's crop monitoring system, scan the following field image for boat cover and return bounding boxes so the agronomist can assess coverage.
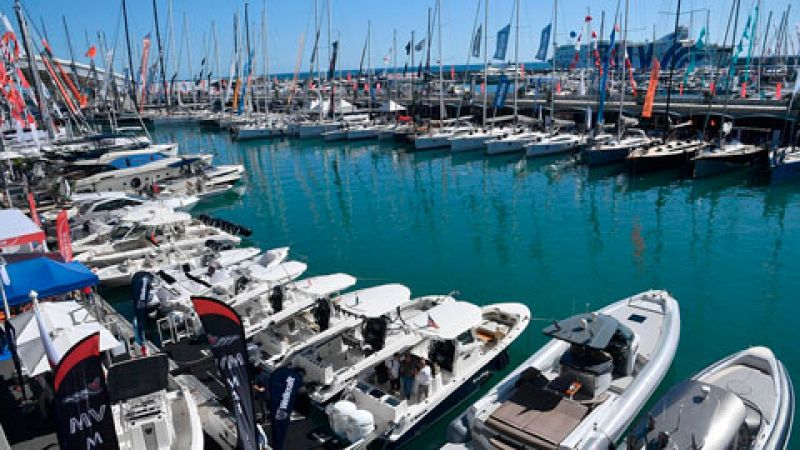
[292,273,356,297]
[411,301,482,339]
[337,284,410,318]
[542,313,620,349]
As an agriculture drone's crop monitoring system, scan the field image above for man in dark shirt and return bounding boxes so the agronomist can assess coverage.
[400,351,417,401]
[252,366,270,423]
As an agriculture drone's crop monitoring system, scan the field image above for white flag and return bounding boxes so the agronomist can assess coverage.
[0,264,9,286]
[794,68,800,96]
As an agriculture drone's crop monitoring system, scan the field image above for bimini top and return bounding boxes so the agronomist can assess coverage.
[543,312,620,349]
[411,301,483,339]
[247,261,308,283]
[629,380,746,450]
[337,284,410,318]
[292,273,356,298]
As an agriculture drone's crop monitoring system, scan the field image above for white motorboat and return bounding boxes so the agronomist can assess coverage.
[108,354,204,450]
[154,248,296,313]
[292,294,455,404]
[447,290,680,450]
[328,300,530,448]
[485,129,546,155]
[252,284,411,371]
[95,247,261,287]
[525,132,586,157]
[73,209,241,268]
[626,346,794,450]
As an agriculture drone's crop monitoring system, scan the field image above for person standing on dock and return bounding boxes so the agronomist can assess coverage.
[252,365,270,423]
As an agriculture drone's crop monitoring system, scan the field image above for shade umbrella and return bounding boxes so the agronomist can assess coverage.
[10,301,120,376]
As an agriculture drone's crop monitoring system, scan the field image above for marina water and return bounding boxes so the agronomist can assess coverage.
[110,125,800,448]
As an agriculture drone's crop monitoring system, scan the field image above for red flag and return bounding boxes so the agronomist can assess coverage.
[376,82,381,94]
[556,81,562,94]
[740,82,746,98]
[27,192,41,227]
[775,82,782,99]
[520,63,525,74]
[642,58,660,118]
[450,66,455,80]
[709,81,716,96]
[56,210,73,262]
[679,82,684,96]
[347,71,351,81]
[481,81,485,94]
[585,15,593,22]
[85,45,97,59]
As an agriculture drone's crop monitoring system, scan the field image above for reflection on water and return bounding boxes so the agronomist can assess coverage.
[143,127,800,448]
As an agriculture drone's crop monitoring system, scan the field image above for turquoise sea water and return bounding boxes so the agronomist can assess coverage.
[124,126,800,448]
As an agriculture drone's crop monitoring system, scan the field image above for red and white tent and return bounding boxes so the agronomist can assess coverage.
[0,209,46,253]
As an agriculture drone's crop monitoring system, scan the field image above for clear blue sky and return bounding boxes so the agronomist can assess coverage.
[4,0,798,77]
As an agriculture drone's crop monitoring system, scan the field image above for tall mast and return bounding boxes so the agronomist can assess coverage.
[121,0,139,112]
[367,20,372,121]
[327,0,333,119]
[550,0,558,130]
[262,2,269,117]
[482,0,489,128]
[184,13,195,104]
[617,0,629,137]
[62,16,81,95]
[437,0,444,125]
[513,0,519,125]
[14,0,55,138]
[153,0,170,109]
[212,20,220,108]
[663,0,682,133]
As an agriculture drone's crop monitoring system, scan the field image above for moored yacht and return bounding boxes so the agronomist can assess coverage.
[485,128,546,155]
[324,300,530,448]
[626,139,708,174]
[692,141,768,178]
[449,128,506,152]
[581,129,651,166]
[525,132,586,157]
[447,290,680,450]
[625,346,794,450]
[769,146,800,183]
[252,284,411,371]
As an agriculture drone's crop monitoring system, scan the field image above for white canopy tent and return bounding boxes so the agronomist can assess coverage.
[379,100,407,112]
[10,300,121,376]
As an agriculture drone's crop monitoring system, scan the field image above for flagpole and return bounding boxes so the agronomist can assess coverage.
[0,257,11,320]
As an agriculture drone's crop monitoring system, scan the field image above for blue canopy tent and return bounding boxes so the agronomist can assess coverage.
[1,257,99,307]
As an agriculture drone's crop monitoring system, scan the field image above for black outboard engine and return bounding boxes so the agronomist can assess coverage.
[313,298,331,331]
[268,286,284,312]
[362,317,387,354]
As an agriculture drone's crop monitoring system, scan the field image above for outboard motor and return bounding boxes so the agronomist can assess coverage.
[362,317,387,354]
[268,286,284,312]
[313,298,331,331]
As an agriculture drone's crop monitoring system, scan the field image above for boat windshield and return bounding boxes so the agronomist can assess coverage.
[110,224,137,240]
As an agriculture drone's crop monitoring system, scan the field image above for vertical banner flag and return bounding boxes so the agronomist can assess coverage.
[471,24,482,58]
[328,40,339,80]
[269,367,303,450]
[191,296,258,450]
[138,33,151,112]
[642,58,660,118]
[27,192,40,227]
[536,24,551,61]
[52,333,119,450]
[494,75,511,108]
[494,24,511,60]
[55,210,72,262]
[130,272,151,353]
[596,26,617,124]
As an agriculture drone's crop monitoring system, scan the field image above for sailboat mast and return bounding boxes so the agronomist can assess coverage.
[367,20,371,121]
[184,13,195,104]
[14,0,55,138]
[513,0,519,125]
[482,0,488,128]
[121,0,139,112]
[153,0,170,109]
[438,0,444,125]
[663,0,682,133]
[617,0,628,136]
[262,2,269,117]
[550,0,557,130]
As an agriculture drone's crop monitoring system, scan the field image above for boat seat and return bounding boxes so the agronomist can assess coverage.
[559,351,613,397]
[486,383,589,449]
[559,351,613,376]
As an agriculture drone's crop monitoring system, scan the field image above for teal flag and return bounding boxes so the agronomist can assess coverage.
[682,28,706,86]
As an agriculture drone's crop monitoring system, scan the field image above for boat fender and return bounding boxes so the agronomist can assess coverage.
[446,414,472,444]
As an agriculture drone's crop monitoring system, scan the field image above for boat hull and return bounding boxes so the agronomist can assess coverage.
[693,149,767,178]
[582,147,630,166]
[770,156,800,184]
[627,151,693,174]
